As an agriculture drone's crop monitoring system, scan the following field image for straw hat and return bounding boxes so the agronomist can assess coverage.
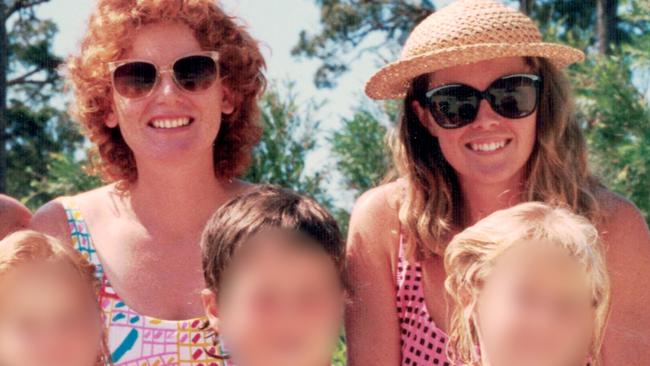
[365,0,584,100]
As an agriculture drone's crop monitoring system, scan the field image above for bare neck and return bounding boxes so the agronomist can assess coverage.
[460,172,525,225]
[124,152,245,238]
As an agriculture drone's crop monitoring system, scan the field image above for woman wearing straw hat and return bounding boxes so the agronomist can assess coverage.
[345,0,650,365]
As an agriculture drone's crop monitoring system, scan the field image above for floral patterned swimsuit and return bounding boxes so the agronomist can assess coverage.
[61,197,231,366]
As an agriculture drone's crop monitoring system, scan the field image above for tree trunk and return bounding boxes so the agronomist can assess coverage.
[0,2,7,194]
[597,0,618,55]
[520,0,534,15]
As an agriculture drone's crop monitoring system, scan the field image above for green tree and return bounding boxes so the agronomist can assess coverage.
[292,0,435,88]
[244,82,332,207]
[571,0,650,219]
[23,151,101,208]
[328,105,393,235]
[574,55,650,218]
[1,0,85,200]
[330,107,391,194]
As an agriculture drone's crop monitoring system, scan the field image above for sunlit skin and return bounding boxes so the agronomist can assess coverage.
[202,229,345,366]
[0,195,32,239]
[0,261,103,366]
[475,241,596,366]
[30,21,251,321]
[345,56,650,366]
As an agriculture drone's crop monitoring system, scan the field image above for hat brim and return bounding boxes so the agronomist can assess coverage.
[365,42,584,100]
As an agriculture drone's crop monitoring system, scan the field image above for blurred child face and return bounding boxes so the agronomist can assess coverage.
[474,241,595,366]
[0,261,103,366]
[203,229,345,366]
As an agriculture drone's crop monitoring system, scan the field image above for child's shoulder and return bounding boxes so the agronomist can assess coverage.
[0,194,31,221]
[0,194,31,238]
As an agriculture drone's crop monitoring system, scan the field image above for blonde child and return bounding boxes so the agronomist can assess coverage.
[0,230,109,366]
[445,202,610,366]
[200,185,347,366]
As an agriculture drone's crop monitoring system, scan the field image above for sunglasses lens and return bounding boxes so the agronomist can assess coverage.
[428,86,480,129]
[173,55,218,92]
[113,62,157,99]
[488,76,539,119]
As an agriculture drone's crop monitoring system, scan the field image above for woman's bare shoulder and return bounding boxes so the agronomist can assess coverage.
[592,188,649,265]
[353,180,405,219]
[348,180,405,258]
[594,189,648,233]
[30,184,114,245]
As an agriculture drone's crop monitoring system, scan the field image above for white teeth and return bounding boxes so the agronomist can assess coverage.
[470,140,508,152]
[150,118,191,129]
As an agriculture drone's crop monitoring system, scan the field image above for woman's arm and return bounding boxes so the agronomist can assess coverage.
[597,191,650,364]
[345,183,403,366]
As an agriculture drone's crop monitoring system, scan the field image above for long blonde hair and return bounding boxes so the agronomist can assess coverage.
[444,202,610,366]
[0,230,111,366]
[388,57,602,259]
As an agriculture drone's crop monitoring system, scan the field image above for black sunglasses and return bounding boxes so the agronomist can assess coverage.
[423,74,541,129]
[108,51,220,99]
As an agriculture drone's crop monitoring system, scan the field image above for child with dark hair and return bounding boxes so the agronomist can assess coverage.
[200,185,347,366]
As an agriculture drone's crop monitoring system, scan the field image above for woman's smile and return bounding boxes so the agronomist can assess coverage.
[465,138,513,154]
[147,115,195,130]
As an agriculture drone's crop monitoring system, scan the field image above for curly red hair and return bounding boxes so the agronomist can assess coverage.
[66,0,266,185]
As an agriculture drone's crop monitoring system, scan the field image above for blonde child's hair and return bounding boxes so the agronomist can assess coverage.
[444,202,610,366]
[0,230,111,366]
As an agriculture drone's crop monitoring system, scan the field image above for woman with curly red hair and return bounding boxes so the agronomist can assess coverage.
[30,0,266,364]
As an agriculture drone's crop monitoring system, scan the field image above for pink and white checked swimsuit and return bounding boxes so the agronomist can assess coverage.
[396,231,451,366]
